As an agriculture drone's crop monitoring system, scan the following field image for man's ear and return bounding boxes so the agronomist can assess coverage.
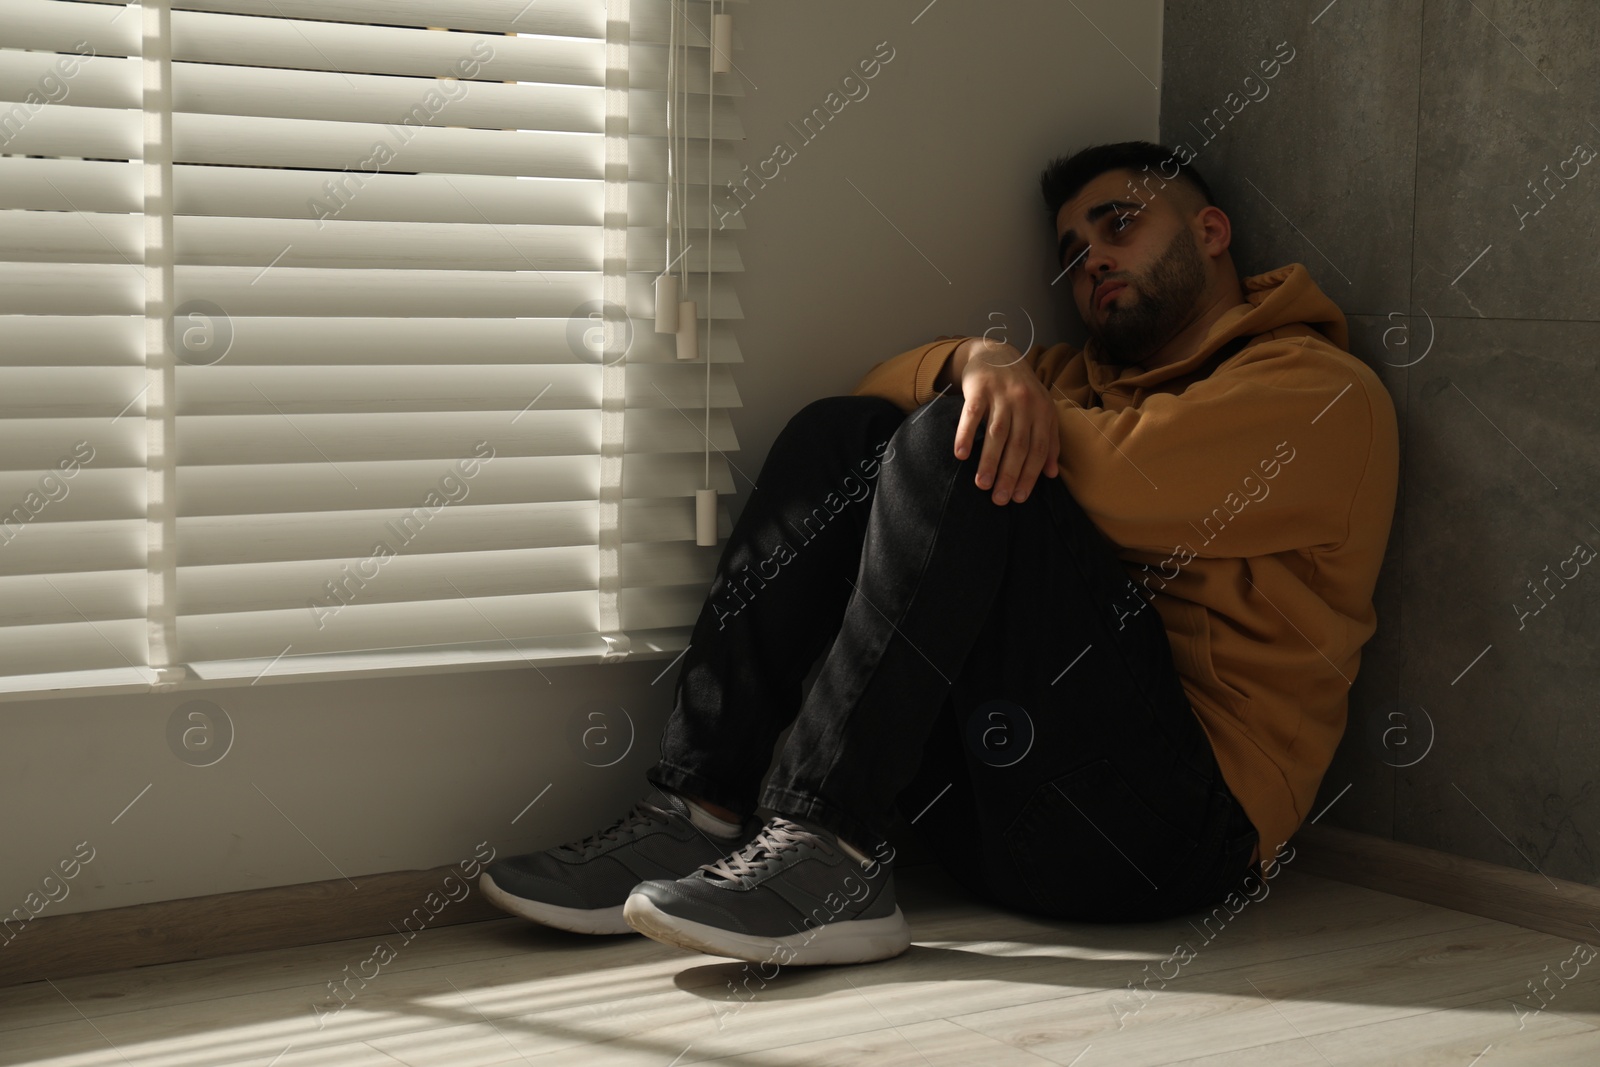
[1197,205,1232,260]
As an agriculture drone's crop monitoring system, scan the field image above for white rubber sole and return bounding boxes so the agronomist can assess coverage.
[622,893,912,965]
[479,871,633,935]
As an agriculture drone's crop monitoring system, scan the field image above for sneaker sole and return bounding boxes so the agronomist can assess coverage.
[480,871,634,936]
[622,893,911,965]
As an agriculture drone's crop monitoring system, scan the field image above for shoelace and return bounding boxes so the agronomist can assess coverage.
[699,816,834,882]
[557,799,671,860]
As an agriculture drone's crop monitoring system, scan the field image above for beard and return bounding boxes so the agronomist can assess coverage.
[1085,227,1209,367]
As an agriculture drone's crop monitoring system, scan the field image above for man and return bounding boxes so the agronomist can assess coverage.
[481,140,1399,968]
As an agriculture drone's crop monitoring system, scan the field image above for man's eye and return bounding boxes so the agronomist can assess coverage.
[1113,213,1138,232]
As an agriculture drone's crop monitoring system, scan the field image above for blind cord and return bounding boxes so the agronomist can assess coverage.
[704,0,714,489]
[663,0,675,275]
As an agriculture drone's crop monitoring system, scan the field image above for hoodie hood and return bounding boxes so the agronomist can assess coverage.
[1084,262,1350,396]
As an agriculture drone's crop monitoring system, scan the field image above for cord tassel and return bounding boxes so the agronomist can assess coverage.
[654,273,679,333]
[712,12,732,74]
[675,299,698,361]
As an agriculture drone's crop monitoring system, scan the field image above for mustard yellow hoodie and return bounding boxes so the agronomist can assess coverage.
[850,263,1400,874]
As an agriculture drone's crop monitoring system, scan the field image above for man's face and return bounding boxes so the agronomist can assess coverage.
[1054,169,1211,367]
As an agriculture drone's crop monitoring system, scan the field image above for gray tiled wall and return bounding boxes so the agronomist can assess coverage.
[1163,1,1597,885]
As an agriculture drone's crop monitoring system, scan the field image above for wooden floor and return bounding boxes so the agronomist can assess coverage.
[2,864,1598,1066]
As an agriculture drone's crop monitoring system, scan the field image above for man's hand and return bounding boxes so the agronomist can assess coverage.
[946,338,1060,505]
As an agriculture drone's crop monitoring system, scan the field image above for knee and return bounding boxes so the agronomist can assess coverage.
[777,395,902,453]
[887,391,971,459]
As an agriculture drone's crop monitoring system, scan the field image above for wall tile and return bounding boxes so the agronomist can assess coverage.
[1412,0,1600,320]
[1161,0,1423,317]
[1395,315,1599,883]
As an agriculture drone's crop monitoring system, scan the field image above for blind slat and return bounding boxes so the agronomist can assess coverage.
[171,0,748,49]
[182,630,693,683]
[0,158,742,232]
[0,49,138,110]
[166,267,742,320]
[0,314,741,366]
[0,519,144,574]
[0,2,140,60]
[181,456,597,517]
[180,501,604,566]
[170,10,603,85]
[171,407,735,466]
[0,315,142,367]
[182,545,601,617]
[0,211,739,274]
[175,0,616,38]
[0,102,142,160]
[179,588,600,662]
[169,363,739,415]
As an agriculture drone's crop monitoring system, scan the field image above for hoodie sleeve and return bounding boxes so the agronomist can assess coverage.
[1049,340,1394,559]
[849,337,970,412]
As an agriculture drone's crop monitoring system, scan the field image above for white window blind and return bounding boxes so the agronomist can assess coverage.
[0,0,745,696]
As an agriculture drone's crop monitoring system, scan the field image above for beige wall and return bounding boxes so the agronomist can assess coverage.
[724,1,1163,521]
[0,1,1163,920]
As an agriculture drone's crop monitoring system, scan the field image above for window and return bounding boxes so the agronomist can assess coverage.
[0,0,744,695]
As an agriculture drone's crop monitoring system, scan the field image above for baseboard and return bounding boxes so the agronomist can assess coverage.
[1291,823,1600,944]
[0,863,507,989]
[5,826,1594,989]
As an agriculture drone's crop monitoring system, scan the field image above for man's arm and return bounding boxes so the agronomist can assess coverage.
[1048,343,1391,557]
[932,338,972,392]
[849,336,972,412]
[853,333,1067,504]
[934,337,1061,502]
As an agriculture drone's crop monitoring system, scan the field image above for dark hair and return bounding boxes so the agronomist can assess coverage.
[1039,140,1216,221]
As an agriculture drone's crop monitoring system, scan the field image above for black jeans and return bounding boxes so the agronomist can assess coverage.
[646,393,1260,922]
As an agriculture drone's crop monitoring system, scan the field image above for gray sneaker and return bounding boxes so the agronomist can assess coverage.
[480,786,757,935]
[622,815,911,965]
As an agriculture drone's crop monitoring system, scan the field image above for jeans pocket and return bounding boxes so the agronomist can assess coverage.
[1002,758,1200,921]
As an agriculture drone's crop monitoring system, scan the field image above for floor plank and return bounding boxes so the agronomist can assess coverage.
[1156,996,1599,1066]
